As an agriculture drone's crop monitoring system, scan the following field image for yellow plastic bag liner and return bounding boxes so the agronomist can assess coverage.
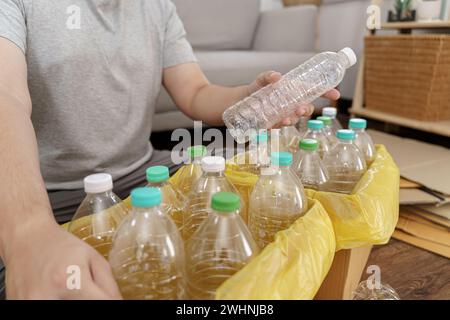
[307,145,399,250]
[171,161,335,300]
[215,199,335,300]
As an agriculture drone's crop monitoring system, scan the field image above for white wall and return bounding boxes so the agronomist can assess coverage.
[260,0,284,11]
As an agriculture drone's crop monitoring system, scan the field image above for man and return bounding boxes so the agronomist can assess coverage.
[0,0,339,299]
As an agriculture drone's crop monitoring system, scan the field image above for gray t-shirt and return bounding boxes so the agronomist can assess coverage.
[0,0,196,190]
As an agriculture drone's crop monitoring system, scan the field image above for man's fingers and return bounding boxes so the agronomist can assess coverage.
[90,254,122,299]
[265,71,282,84]
[322,88,340,100]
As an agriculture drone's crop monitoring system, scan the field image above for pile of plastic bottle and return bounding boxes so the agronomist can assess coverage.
[67,48,384,300]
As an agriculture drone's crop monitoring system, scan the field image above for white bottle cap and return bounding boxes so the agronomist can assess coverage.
[201,156,226,173]
[340,47,357,67]
[84,173,113,193]
[322,107,337,117]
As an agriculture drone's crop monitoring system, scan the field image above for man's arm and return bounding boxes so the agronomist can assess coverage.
[0,38,55,259]
[163,62,340,127]
[0,38,121,299]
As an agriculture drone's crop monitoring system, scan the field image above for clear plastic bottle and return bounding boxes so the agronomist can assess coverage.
[352,281,400,300]
[176,145,207,195]
[322,129,367,194]
[248,152,308,249]
[184,156,244,240]
[349,118,376,166]
[322,107,343,132]
[235,131,270,175]
[223,48,357,143]
[294,116,310,138]
[146,166,186,231]
[186,192,259,300]
[317,116,337,145]
[109,187,185,300]
[302,120,331,158]
[68,173,128,259]
[293,139,329,191]
[280,126,302,154]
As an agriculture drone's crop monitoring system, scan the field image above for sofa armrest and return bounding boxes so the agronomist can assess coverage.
[253,6,318,52]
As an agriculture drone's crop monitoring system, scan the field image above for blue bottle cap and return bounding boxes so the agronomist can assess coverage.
[270,152,293,166]
[336,129,356,140]
[131,187,161,208]
[308,120,324,130]
[349,118,367,129]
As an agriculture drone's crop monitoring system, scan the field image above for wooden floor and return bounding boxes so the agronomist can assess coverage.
[361,239,450,300]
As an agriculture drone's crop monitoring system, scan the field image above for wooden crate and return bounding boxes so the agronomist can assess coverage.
[364,35,450,121]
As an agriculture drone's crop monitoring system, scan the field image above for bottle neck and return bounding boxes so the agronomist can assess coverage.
[351,128,365,133]
[86,190,114,198]
[132,206,160,216]
[337,138,354,145]
[147,180,168,188]
[203,171,225,178]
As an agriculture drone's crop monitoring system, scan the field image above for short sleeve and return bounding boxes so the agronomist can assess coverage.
[163,0,196,68]
[0,0,26,53]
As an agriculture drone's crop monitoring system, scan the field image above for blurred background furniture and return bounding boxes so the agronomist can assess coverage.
[153,0,373,131]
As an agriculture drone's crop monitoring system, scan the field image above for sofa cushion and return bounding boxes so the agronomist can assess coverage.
[172,0,260,50]
[155,50,315,114]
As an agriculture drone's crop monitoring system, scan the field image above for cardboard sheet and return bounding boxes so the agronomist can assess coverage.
[400,178,422,189]
[393,230,450,259]
[400,209,449,231]
[417,203,450,220]
[399,189,442,205]
[369,130,450,196]
[404,206,450,228]
[396,216,450,247]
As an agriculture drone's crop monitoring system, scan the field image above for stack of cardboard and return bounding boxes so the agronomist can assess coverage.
[369,130,450,258]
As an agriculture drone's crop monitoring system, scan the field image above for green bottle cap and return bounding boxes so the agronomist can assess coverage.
[316,116,332,126]
[308,120,324,130]
[349,118,367,129]
[300,139,318,151]
[187,145,207,158]
[336,129,356,140]
[146,166,169,183]
[211,192,240,212]
[131,187,161,208]
[270,152,293,166]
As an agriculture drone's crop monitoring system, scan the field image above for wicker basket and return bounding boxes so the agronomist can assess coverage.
[364,35,450,121]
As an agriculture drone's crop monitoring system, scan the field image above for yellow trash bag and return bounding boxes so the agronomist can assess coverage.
[307,145,399,250]
[170,163,336,300]
[215,199,335,300]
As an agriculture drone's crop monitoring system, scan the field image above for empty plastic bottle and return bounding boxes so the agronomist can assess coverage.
[322,107,343,132]
[293,139,329,191]
[186,192,259,300]
[223,48,356,143]
[176,145,207,195]
[353,281,400,300]
[349,118,376,166]
[248,152,308,249]
[322,130,367,194]
[68,173,128,259]
[146,166,186,230]
[280,126,302,154]
[184,156,244,240]
[294,116,310,138]
[109,187,185,300]
[317,116,337,145]
[235,131,270,175]
[302,120,331,158]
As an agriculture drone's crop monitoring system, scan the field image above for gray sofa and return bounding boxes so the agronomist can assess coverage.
[153,0,371,132]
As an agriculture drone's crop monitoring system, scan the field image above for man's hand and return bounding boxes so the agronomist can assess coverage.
[4,221,122,300]
[248,71,341,127]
